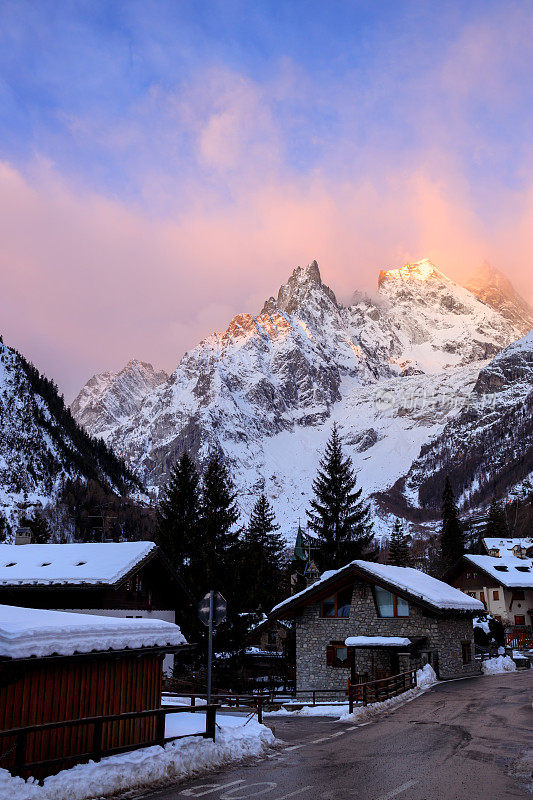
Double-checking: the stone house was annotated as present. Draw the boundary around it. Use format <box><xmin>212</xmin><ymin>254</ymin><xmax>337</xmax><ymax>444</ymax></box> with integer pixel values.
<box><xmin>269</xmin><ymin>559</ymin><xmax>483</xmax><ymax>689</ymax></box>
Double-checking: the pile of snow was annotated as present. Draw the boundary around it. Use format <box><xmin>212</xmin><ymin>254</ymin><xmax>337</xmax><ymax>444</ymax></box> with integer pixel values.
<box><xmin>266</xmin><ymin>664</ymin><xmax>438</xmax><ymax>718</ymax></box>
<box><xmin>482</xmin><ymin>655</ymin><xmax>517</xmax><ymax>675</ymax></box>
<box><xmin>0</xmin><ymin>605</ymin><xmax>186</xmax><ymax>659</ymax></box>
<box><xmin>473</xmin><ymin>616</ymin><xmax>491</xmax><ymax>634</ymax></box>
<box><xmin>0</xmin><ymin>717</ymin><xmax>275</xmax><ymax>800</ymax></box>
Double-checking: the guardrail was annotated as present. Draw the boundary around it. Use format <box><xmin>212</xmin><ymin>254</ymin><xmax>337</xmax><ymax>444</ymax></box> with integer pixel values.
<box><xmin>348</xmin><ymin>670</ymin><xmax>417</xmax><ymax>713</ymax></box>
<box><xmin>0</xmin><ymin>703</ymin><xmax>219</xmax><ymax>780</ymax></box>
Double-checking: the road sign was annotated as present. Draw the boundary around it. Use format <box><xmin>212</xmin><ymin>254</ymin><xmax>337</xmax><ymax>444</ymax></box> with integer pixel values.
<box><xmin>198</xmin><ymin>591</ymin><xmax>226</xmax><ymax>627</ymax></box>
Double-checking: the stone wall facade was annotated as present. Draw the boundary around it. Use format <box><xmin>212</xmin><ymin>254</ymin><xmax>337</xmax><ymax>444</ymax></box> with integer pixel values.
<box><xmin>294</xmin><ymin>579</ymin><xmax>480</xmax><ymax>690</ymax></box>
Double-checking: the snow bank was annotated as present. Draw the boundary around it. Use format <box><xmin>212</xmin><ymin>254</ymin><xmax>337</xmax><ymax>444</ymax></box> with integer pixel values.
<box><xmin>0</xmin><ymin>717</ymin><xmax>275</xmax><ymax>800</ymax></box>
<box><xmin>266</xmin><ymin>665</ymin><xmax>438</xmax><ymax>719</ymax></box>
<box><xmin>482</xmin><ymin>655</ymin><xmax>517</xmax><ymax>675</ymax></box>
<box><xmin>344</xmin><ymin>636</ymin><xmax>411</xmax><ymax>647</ymax></box>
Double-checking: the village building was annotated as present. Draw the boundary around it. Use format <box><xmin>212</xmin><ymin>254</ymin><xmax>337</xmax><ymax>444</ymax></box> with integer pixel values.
<box><xmin>0</xmin><ymin>604</ymin><xmax>188</xmax><ymax>779</ymax></box>
<box><xmin>0</xmin><ymin>541</ymin><xmax>193</xmax><ymax>672</ymax></box>
<box><xmin>269</xmin><ymin>559</ymin><xmax>483</xmax><ymax>689</ymax></box>
<box><xmin>244</xmin><ymin>616</ymin><xmax>295</xmax><ymax>688</ymax></box>
<box><xmin>446</xmin><ymin>548</ymin><xmax>533</xmax><ymax>634</ymax></box>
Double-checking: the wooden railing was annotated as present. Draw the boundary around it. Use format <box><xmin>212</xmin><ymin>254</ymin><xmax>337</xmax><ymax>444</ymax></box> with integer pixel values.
<box><xmin>505</xmin><ymin>631</ymin><xmax>533</xmax><ymax>650</ymax></box>
<box><xmin>0</xmin><ymin>703</ymin><xmax>219</xmax><ymax>780</ymax></box>
<box><xmin>348</xmin><ymin>670</ymin><xmax>417</xmax><ymax>713</ymax></box>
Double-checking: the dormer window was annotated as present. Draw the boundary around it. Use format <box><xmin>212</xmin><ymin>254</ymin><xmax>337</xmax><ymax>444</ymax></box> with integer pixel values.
<box><xmin>494</xmin><ymin>566</ymin><xmax>508</xmax><ymax>572</ymax></box>
<box><xmin>515</xmin><ymin>566</ymin><xmax>530</xmax><ymax>573</ymax></box>
<box><xmin>374</xmin><ymin>585</ymin><xmax>409</xmax><ymax>617</ymax></box>
<box><xmin>75</xmin><ymin>561</ymin><xmax>87</xmax><ymax>567</ymax></box>
<box><xmin>5</xmin><ymin>562</ymin><xmax>16</xmax><ymax>567</ymax></box>
<box><xmin>40</xmin><ymin>562</ymin><xmax>51</xmax><ymax>567</ymax></box>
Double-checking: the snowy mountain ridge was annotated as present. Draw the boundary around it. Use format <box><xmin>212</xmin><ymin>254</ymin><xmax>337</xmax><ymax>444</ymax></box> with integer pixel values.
<box><xmin>71</xmin><ymin>258</ymin><xmax>530</xmax><ymax>537</ymax></box>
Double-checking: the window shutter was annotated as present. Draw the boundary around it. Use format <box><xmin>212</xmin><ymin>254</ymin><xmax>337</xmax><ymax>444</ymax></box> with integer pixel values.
<box><xmin>326</xmin><ymin>645</ymin><xmax>335</xmax><ymax>666</ymax></box>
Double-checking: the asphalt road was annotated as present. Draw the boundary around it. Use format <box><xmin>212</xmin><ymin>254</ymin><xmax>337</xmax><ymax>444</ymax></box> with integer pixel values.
<box><xmin>133</xmin><ymin>672</ymin><xmax>533</xmax><ymax>800</ymax></box>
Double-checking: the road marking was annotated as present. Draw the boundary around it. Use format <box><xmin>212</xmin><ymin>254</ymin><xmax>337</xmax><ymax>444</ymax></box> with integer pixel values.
<box><xmin>275</xmin><ymin>787</ymin><xmax>313</xmax><ymax>800</ymax></box>
<box><xmin>329</xmin><ymin>731</ymin><xmax>345</xmax><ymax>738</ymax></box>
<box><xmin>310</xmin><ymin>736</ymin><xmax>332</xmax><ymax>744</ymax></box>
<box><xmin>181</xmin><ymin>781</ymin><xmax>245</xmax><ymax>796</ymax></box>
<box><xmin>283</xmin><ymin>744</ymin><xmax>304</xmax><ymax>751</ymax></box>
<box><xmin>377</xmin><ymin>779</ymin><xmax>419</xmax><ymax>800</ymax></box>
<box><xmin>219</xmin><ymin>782</ymin><xmax>277</xmax><ymax>799</ymax></box>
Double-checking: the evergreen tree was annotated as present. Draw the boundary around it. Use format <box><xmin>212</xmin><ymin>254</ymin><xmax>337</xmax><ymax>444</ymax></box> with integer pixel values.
<box><xmin>242</xmin><ymin>495</ymin><xmax>286</xmax><ymax>610</ymax></box>
<box><xmin>201</xmin><ymin>453</ymin><xmax>240</xmax><ymax>598</ymax></box>
<box><xmin>485</xmin><ymin>496</ymin><xmax>509</xmax><ymax>539</ymax></box>
<box><xmin>388</xmin><ymin>518</ymin><xmax>411</xmax><ymax>567</ymax></box>
<box><xmin>307</xmin><ymin>423</ymin><xmax>374</xmax><ymax>570</ymax></box>
<box><xmin>155</xmin><ymin>452</ymin><xmax>201</xmax><ymax>581</ymax></box>
<box><xmin>440</xmin><ymin>477</ymin><xmax>465</xmax><ymax>571</ymax></box>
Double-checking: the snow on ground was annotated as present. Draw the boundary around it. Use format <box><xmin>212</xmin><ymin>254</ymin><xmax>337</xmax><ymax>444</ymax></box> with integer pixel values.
<box><xmin>482</xmin><ymin>655</ymin><xmax>517</xmax><ymax>674</ymax></box>
<box><xmin>0</xmin><ymin>715</ymin><xmax>275</xmax><ymax>800</ymax></box>
<box><xmin>265</xmin><ymin>664</ymin><xmax>438</xmax><ymax>719</ymax></box>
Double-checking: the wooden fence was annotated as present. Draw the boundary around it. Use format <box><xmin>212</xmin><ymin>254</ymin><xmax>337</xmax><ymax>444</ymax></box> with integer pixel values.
<box><xmin>0</xmin><ymin>703</ymin><xmax>219</xmax><ymax>781</ymax></box>
<box><xmin>348</xmin><ymin>670</ymin><xmax>417</xmax><ymax>713</ymax></box>
<box><xmin>505</xmin><ymin>631</ymin><xmax>533</xmax><ymax>650</ymax></box>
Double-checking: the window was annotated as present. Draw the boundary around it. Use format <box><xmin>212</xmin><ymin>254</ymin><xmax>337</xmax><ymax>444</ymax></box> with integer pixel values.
<box><xmin>513</xmin><ymin>590</ymin><xmax>525</xmax><ymax>600</ymax></box>
<box><xmin>135</xmin><ymin>574</ymin><xmax>143</xmax><ymax>592</ymax></box>
<box><xmin>516</xmin><ymin>566</ymin><xmax>530</xmax><ymax>573</ymax></box>
<box><xmin>480</xmin><ymin>591</ymin><xmax>486</xmax><ymax>606</ymax></box>
<box><xmin>461</xmin><ymin>641</ymin><xmax>472</xmax><ymax>664</ymax></box>
<box><xmin>267</xmin><ymin>630</ymin><xmax>277</xmax><ymax>646</ymax></box>
<box><xmin>492</xmin><ymin>590</ymin><xmax>499</xmax><ymax>601</ymax></box>
<box><xmin>494</xmin><ymin>566</ymin><xmax>508</xmax><ymax>572</ymax></box>
<box><xmin>374</xmin><ymin>586</ymin><xmax>409</xmax><ymax>618</ymax></box>
<box><xmin>467</xmin><ymin>591</ymin><xmax>477</xmax><ymax>598</ymax></box>
<box><xmin>515</xmin><ymin>615</ymin><xmax>526</xmax><ymax>626</ymax></box>
<box><xmin>326</xmin><ymin>643</ymin><xmax>352</xmax><ymax>668</ymax></box>
<box><xmin>320</xmin><ymin>587</ymin><xmax>352</xmax><ymax>618</ymax></box>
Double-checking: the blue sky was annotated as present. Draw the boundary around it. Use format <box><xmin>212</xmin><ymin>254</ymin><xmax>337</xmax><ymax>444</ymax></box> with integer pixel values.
<box><xmin>0</xmin><ymin>1</ymin><xmax>532</xmax><ymax>396</ymax></box>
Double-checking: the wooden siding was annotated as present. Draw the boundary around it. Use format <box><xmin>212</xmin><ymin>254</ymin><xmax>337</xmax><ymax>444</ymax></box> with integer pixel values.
<box><xmin>0</xmin><ymin>652</ymin><xmax>163</xmax><ymax>778</ymax></box>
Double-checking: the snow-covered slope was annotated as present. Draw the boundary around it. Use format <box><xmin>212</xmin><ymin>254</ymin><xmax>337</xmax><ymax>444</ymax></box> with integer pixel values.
<box><xmin>71</xmin><ymin>259</ymin><xmax>527</xmax><ymax>537</ymax></box>
<box><xmin>385</xmin><ymin>331</ymin><xmax>533</xmax><ymax>517</ymax></box>
<box><xmin>71</xmin><ymin>360</ymin><xmax>168</xmax><ymax>439</ymax></box>
<box><xmin>0</xmin><ymin>337</ymin><xmax>137</xmax><ymax>526</ymax></box>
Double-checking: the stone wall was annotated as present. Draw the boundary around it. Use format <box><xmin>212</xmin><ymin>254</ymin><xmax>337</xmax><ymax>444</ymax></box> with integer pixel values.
<box><xmin>295</xmin><ymin>579</ymin><xmax>480</xmax><ymax>690</ymax></box>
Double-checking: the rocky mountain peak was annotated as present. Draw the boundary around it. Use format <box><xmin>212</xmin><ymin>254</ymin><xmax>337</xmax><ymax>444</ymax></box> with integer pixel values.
<box><xmin>464</xmin><ymin>262</ymin><xmax>533</xmax><ymax>335</ymax></box>
<box><xmin>262</xmin><ymin>260</ymin><xmax>338</xmax><ymax>316</ymax></box>
<box><xmin>377</xmin><ymin>258</ymin><xmax>446</xmax><ymax>288</ymax></box>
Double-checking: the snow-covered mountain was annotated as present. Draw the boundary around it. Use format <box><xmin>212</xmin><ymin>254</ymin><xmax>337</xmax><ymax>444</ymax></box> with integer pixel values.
<box><xmin>71</xmin><ymin>258</ymin><xmax>530</xmax><ymax>537</ymax></box>
<box><xmin>0</xmin><ymin>337</ymin><xmax>137</xmax><ymax>527</ymax></box>
<box><xmin>464</xmin><ymin>262</ymin><xmax>533</xmax><ymax>335</ymax></box>
<box><xmin>383</xmin><ymin>330</ymin><xmax>533</xmax><ymax>518</ymax></box>
<box><xmin>71</xmin><ymin>360</ymin><xmax>168</xmax><ymax>440</ymax></box>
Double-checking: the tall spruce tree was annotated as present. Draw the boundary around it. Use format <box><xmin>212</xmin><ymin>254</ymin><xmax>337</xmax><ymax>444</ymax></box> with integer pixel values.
<box><xmin>307</xmin><ymin>423</ymin><xmax>374</xmax><ymax>570</ymax></box>
<box><xmin>155</xmin><ymin>452</ymin><xmax>201</xmax><ymax>583</ymax></box>
<box><xmin>388</xmin><ymin>518</ymin><xmax>411</xmax><ymax>567</ymax></box>
<box><xmin>440</xmin><ymin>477</ymin><xmax>465</xmax><ymax>571</ymax></box>
<box><xmin>485</xmin><ymin>496</ymin><xmax>509</xmax><ymax>539</ymax></box>
<box><xmin>242</xmin><ymin>494</ymin><xmax>286</xmax><ymax>610</ymax></box>
<box><xmin>201</xmin><ymin>453</ymin><xmax>240</xmax><ymax>599</ymax></box>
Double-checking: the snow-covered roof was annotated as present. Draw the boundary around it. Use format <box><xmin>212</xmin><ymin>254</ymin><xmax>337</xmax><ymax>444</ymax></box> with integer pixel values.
<box><xmin>0</xmin><ymin>605</ymin><xmax>188</xmax><ymax>660</ymax></box>
<box><xmin>0</xmin><ymin>542</ymin><xmax>157</xmax><ymax>587</ymax></box>
<box><xmin>344</xmin><ymin>636</ymin><xmax>411</xmax><ymax>648</ymax></box>
<box><xmin>482</xmin><ymin>537</ymin><xmax>533</xmax><ymax>559</ymax></box>
<box><xmin>271</xmin><ymin>559</ymin><xmax>484</xmax><ymax>616</ymax></box>
<box><xmin>463</xmin><ymin>554</ymin><xmax>533</xmax><ymax>589</ymax></box>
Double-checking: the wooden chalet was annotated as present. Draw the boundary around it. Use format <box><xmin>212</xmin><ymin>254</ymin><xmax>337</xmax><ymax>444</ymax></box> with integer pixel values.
<box><xmin>0</xmin><ymin>604</ymin><xmax>188</xmax><ymax>779</ymax></box>
<box><xmin>0</xmin><ymin>541</ymin><xmax>193</xmax><ymax>673</ymax></box>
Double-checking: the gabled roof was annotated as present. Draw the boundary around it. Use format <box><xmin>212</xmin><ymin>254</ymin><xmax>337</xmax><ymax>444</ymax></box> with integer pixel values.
<box><xmin>460</xmin><ymin>554</ymin><xmax>533</xmax><ymax>589</ymax></box>
<box><xmin>482</xmin><ymin>537</ymin><xmax>533</xmax><ymax>559</ymax></box>
<box><xmin>0</xmin><ymin>604</ymin><xmax>187</xmax><ymax>660</ymax></box>
<box><xmin>270</xmin><ymin>559</ymin><xmax>484</xmax><ymax>618</ymax></box>
<box><xmin>0</xmin><ymin>542</ymin><xmax>190</xmax><ymax>597</ymax></box>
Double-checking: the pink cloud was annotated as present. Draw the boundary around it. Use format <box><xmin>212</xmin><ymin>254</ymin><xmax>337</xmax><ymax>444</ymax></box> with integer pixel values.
<box><xmin>0</xmin><ymin>146</ymin><xmax>532</xmax><ymax>401</ymax></box>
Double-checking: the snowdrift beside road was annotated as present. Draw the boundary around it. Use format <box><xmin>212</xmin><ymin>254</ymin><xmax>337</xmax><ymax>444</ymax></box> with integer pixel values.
<box><xmin>0</xmin><ymin>716</ymin><xmax>275</xmax><ymax>800</ymax></box>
